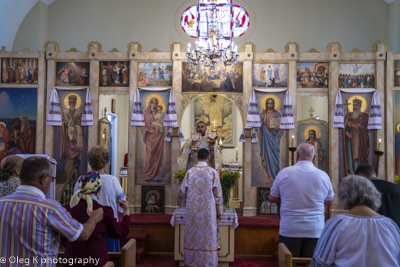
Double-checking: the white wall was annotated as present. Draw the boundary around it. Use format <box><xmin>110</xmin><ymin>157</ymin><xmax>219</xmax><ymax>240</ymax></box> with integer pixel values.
<box><xmin>98</xmin><ymin>94</ymin><xmax>130</xmax><ymax>174</ymax></box>
<box><xmin>11</xmin><ymin>0</ymin><xmax>390</xmax><ymax>52</ymax></box>
<box><xmin>12</xmin><ymin>1</ymin><xmax>49</xmax><ymax>52</ymax></box>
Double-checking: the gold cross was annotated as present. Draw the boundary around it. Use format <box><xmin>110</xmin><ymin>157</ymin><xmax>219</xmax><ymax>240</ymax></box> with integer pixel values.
<box><xmin>212</xmin><ymin>120</ymin><xmax>217</xmax><ymax>128</ymax></box>
<box><xmin>308</xmin><ymin>107</ymin><xmax>315</xmax><ymax>117</ymax></box>
<box><xmin>344</xmin><ymin>99</ymin><xmax>351</xmax><ymax>112</ymax></box>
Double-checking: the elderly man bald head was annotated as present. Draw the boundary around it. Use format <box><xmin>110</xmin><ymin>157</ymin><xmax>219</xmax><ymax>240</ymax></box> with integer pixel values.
<box><xmin>269</xmin><ymin>142</ymin><xmax>334</xmax><ymax>258</ymax></box>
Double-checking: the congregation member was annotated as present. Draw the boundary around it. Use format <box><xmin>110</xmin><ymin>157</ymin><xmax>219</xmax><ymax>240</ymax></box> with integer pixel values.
<box><xmin>73</xmin><ymin>145</ymin><xmax>126</xmax><ymax>252</ymax></box>
<box><xmin>356</xmin><ymin>163</ymin><xmax>400</xmax><ymax>228</ymax></box>
<box><xmin>181</xmin><ymin>148</ymin><xmax>224</xmax><ymax>267</ymax></box>
<box><xmin>63</xmin><ymin>172</ymin><xmax>131</xmax><ymax>267</ymax></box>
<box><xmin>0</xmin><ymin>155</ymin><xmax>23</xmax><ymax>198</ymax></box>
<box><xmin>269</xmin><ymin>143</ymin><xmax>334</xmax><ymax>257</ymax></box>
<box><xmin>0</xmin><ymin>157</ymin><xmax>104</xmax><ymax>266</ymax></box>
<box><xmin>311</xmin><ymin>175</ymin><xmax>400</xmax><ymax>267</ymax></box>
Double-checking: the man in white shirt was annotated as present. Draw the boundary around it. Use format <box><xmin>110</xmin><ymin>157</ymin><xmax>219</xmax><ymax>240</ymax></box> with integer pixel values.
<box><xmin>269</xmin><ymin>143</ymin><xmax>334</xmax><ymax>257</ymax></box>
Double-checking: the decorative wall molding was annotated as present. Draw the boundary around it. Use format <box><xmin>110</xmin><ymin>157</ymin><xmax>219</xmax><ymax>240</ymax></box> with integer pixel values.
<box><xmin>372</xmin><ymin>40</ymin><xmax>388</xmax><ymax>52</ymax></box>
<box><xmin>87</xmin><ymin>41</ymin><xmax>102</xmax><ymax>52</ymax></box>
<box><xmin>22</xmin><ymin>48</ymin><xmax>30</xmax><ymax>52</ymax></box>
<box><xmin>127</xmin><ymin>41</ymin><xmax>142</xmax><ymax>52</ymax></box>
<box><xmin>326</xmin><ymin>41</ymin><xmax>342</xmax><ymax>53</ymax></box>
<box><xmin>307</xmin><ymin>48</ymin><xmax>319</xmax><ymax>53</ymax></box>
<box><xmin>285</xmin><ymin>42</ymin><xmax>300</xmax><ymax>52</ymax></box>
<box><xmin>351</xmin><ymin>48</ymin><xmax>362</xmax><ymax>52</ymax></box>
<box><xmin>170</xmin><ymin>42</ymin><xmax>185</xmax><ymax>52</ymax></box>
<box><xmin>109</xmin><ymin>48</ymin><xmax>119</xmax><ymax>52</ymax></box>
<box><xmin>150</xmin><ymin>48</ymin><xmax>160</xmax><ymax>52</ymax></box>
<box><xmin>265</xmin><ymin>48</ymin><xmax>277</xmax><ymax>53</ymax></box>
<box><xmin>241</xmin><ymin>42</ymin><xmax>256</xmax><ymax>53</ymax></box>
<box><xmin>67</xmin><ymin>47</ymin><xmax>78</xmax><ymax>52</ymax></box>
<box><xmin>43</xmin><ymin>41</ymin><xmax>59</xmax><ymax>52</ymax></box>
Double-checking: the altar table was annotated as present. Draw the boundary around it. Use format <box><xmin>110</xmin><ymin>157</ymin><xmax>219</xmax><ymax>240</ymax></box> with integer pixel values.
<box><xmin>171</xmin><ymin>207</ymin><xmax>239</xmax><ymax>267</ymax></box>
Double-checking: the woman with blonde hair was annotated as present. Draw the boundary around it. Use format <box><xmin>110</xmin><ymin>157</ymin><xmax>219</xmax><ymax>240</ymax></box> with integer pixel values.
<box><xmin>73</xmin><ymin>145</ymin><xmax>126</xmax><ymax>252</ymax></box>
<box><xmin>0</xmin><ymin>155</ymin><xmax>24</xmax><ymax>198</ymax></box>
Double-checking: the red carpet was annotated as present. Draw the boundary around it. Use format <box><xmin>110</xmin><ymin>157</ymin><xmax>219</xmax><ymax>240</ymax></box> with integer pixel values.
<box><xmin>136</xmin><ymin>256</ymin><xmax>278</xmax><ymax>267</ymax></box>
<box><xmin>129</xmin><ymin>213</ymin><xmax>281</xmax><ymax>228</ymax></box>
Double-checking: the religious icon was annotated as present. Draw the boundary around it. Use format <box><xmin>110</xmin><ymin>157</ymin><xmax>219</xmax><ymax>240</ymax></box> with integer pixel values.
<box><xmin>340</xmin><ymin>93</ymin><xmax>375</xmax><ymax>178</ymax></box>
<box><xmin>296</xmin><ymin>62</ymin><xmax>329</xmax><ymax>88</ymax></box>
<box><xmin>182</xmin><ymin>62</ymin><xmax>243</xmax><ymax>93</ymax></box>
<box><xmin>99</xmin><ymin>61</ymin><xmax>129</xmax><ymax>87</ymax></box>
<box><xmin>1</xmin><ymin>58</ymin><xmax>38</xmax><ymax>84</ymax></box>
<box><xmin>297</xmin><ymin>118</ymin><xmax>328</xmax><ymax>172</ymax></box>
<box><xmin>394</xmin><ymin>60</ymin><xmax>400</xmax><ymax>87</ymax></box>
<box><xmin>99</xmin><ymin>112</ymin><xmax>111</xmax><ymax>151</ymax></box>
<box><xmin>257</xmin><ymin>187</ymin><xmax>280</xmax><ymax>216</ymax></box>
<box><xmin>193</xmin><ymin>95</ymin><xmax>235</xmax><ymax>147</ymax></box>
<box><xmin>136</xmin><ymin>90</ymin><xmax>171</xmax><ymax>185</ymax></box>
<box><xmin>0</xmin><ymin>88</ymin><xmax>37</xmax><ymax>165</ymax></box>
<box><xmin>138</xmin><ymin>62</ymin><xmax>172</xmax><ymax>87</ymax></box>
<box><xmin>53</xmin><ymin>89</ymin><xmax>88</xmax><ymax>181</ymax></box>
<box><xmin>141</xmin><ymin>186</ymin><xmax>165</xmax><ymax>214</ymax></box>
<box><xmin>252</xmin><ymin>91</ymin><xmax>288</xmax><ymax>186</ymax></box>
<box><xmin>56</xmin><ymin>62</ymin><xmax>90</xmax><ymax>86</ymax></box>
<box><xmin>253</xmin><ymin>63</ymin><xmax>288</xmax><ymax>88</ymax></box>
<box><xmin>338</xmin><ymin>63</ymin><xmax>375</xmax><ymax>88</ymax></box>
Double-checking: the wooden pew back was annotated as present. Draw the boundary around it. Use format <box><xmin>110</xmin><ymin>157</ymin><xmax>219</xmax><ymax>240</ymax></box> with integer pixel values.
<box><xmin>278</xmin><ymin>243</ymin><xmax>312</xmax><ymax>267</ymax></box>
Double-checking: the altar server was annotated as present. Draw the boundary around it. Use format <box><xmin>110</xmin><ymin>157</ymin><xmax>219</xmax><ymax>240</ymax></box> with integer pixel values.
<box><xmin>181</xmin><ymin>148</ymin><xmax>223</xmax><ymax>267</ymax></box>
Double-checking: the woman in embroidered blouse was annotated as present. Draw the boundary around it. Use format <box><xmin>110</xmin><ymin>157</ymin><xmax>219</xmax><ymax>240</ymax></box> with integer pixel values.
<box><xmin>0</xmin><ymin>155</ymin><xmax>24</xmax><ymax>198</ymax></box>
<box><xmin>310</xmin><ymin>175</ymin><xmax>400</xmax><ymax>267</ymax></box>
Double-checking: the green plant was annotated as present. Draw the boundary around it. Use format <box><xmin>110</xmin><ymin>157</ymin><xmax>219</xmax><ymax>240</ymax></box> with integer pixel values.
<box><xmin>218</xmin><ymin>169</ymin><xmax>241</xmax><ymax>208</ymax></box>
<box><xmin>395</xmin><ymin>175</ymin><xmax>400</xmax><ymax>187</ymax></box>
<box><xmin>173</xmin><ymin>169</ymin><xmax>188</xmax><ymax>185</ymax></box>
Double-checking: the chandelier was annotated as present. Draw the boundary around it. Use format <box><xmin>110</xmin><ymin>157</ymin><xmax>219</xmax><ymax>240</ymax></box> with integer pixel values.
<box><xmin>185</xmin><ymin>0</ymin><xmax>239</xmax><ymax>67</ymax></box>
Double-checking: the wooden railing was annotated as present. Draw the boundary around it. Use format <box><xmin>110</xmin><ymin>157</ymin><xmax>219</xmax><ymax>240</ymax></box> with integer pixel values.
<box><xmin>57</xmin><ymin>166</ymin><xmax>79</xmax><ymax>206</ymax></box>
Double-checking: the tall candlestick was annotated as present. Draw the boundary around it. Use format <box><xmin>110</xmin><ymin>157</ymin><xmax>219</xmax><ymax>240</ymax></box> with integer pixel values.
<box><xmin>378</xmin><ymin>139</ymin><xmax>381</xmax><ymax>151</ymax></box>
<box><xmin>291</xmin><ymin>135</ymin><xmax>294</xmax><ymax>147</ymax></box>
<box><xmin>236</xmin><ymin>147</ymin><xmax>238</xmax><ymax>163</ymax></box>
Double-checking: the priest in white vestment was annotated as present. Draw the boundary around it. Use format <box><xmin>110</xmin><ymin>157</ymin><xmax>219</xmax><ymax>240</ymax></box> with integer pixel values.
<box><xmin>181</xmin><ymin>148</ymin><xmax>224</xmax><ymax>267</ymax></box>
<box><xmin>177</xmin><ymin>121</ymin><xmax>223</xmax><ymax>170</ymax></box>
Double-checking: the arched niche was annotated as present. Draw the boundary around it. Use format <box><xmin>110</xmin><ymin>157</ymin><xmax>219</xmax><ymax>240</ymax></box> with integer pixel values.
<box><xmin>180</xmin><ymin>94</ymin><xmax>244</xmax><ymax>164</ymax></box>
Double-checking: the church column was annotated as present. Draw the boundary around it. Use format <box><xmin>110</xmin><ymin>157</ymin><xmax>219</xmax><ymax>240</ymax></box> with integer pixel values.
<box><xmin>242</xmin><ymin>44</ymin><xmax>256</xmax><ymax>217</ymax></box>
<box><xmin>88</xmin><ymin>52</ymin><xmax>99</xmax><ymax>166</ymax></box>
<box><xmin>328</xmin><ymin>46</ymin><xmax>341</xmax><ymax>216</ymax></box>
<box><xmin>128</xmin><ymin>43</ymin><xmax>138</xmax><ymax>214</ymax></box>
<box><xmin>375</xmin><ymin>44</ymin><xmax>386</xmax><ymax>180</ymax></box>
<box><xmin>288</xmin><ymin>44</ymin><xmax>298</xmax><ymax>166</ymax></box>
<box><xmin>167</xmin><ymin>43</ymin><xmax>185</xmax><ymax>213</ymax></box>
<box><xmin>387</xmin><ymin>51</ymin><xmax>395</xmax><ymax>183</ymax></box>
<box><xmin>44</xmin><ymin>57</ymin><xmax>55</xmax><ymax>157</ymax></box>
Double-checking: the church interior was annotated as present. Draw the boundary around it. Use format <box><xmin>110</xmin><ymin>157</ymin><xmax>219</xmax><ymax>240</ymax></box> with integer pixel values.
<box><xmin>1</xmin><ymin>0</ymin><xmax>400</xmax><ymax>266</ymax></box>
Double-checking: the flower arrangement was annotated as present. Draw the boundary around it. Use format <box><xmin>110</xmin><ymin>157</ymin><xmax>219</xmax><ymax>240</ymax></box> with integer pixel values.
<box><xmin>173</xmin><ymin>169</ymin><xmax>188</xmax><ymax>185</ymax></box>
<box><xmin>395</xmin><ymin>175</ymin><xmax>400</xmax><ymax>187</ymax></box>
<box><xmin>219</xmin><ymin>169</ymin><xmax>241</xmax><ymax>208</ymax></box>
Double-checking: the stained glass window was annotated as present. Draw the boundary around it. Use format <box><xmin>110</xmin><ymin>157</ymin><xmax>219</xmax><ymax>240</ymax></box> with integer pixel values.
<box><xmin>181</xmin><ymin>2</ymin><xmax>250</xmax><ymax>47</ymax></box>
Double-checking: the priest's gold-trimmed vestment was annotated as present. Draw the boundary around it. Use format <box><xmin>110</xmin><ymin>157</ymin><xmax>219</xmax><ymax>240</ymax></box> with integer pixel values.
<box><xmin>181</xmin><ymin>162</ymin><xmax>224</xmax><ymax>267</ymax></box>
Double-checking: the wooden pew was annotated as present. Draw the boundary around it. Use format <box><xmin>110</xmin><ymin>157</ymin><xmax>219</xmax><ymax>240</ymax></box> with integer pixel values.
<box><xmin>278</xmin><ymin>243</ymin><xmax>312</xmax><ymax>267</ymax></box>
<box><xmin>58</xmin><ymin>239</ymin><xmax>136</xmax><ymax>267</ymax></box>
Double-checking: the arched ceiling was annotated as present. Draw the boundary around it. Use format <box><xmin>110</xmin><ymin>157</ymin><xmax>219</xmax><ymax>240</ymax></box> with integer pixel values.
<box><xmin>0</xmin><ymin>0</ymin><xmax>55</xmax><ymax>50</ymax></box>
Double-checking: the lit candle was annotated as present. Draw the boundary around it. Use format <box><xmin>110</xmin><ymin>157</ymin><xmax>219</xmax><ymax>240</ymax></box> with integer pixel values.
<box><xmin>292</xmin><ymin>135</ymin><xmax>294</xmax><ymax>147</ymax></box>
<box><xmin>219</xmin><ymin>138</ymin><xmax>223</xmax><ymax>145</ymax></box>
<box><xmin>378</xmin><ymin>139</ymin><xmax>381</xmax><ymax>151</ymax></box>
<box><xmin>236</xmin><ymin>147</ymin><xmax>238</xmax><ymax>154</ymax></box>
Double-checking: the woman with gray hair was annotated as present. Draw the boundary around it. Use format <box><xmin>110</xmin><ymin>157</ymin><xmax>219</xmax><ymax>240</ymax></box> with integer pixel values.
<box><xmin>311</xmin><ymin>175</ymin><xmax>400</xmax><ymax>267</ymax></box>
